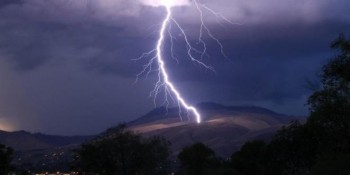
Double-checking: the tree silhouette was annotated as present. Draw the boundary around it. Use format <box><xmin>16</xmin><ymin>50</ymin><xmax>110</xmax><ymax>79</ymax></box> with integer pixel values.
<box><xmin>311</xmin><ymin>153</ymin><xmax>350</xmax><ymax>175</ymax></box>
<box><xmin>178</xmin><ymin>142</ymin><xmax>216</xmax><ymax>175</ymax></box>
<box><xmin>0</xmin><ymin>144</ymin><xmax>13</xmax><ymax>174</ymax></box>
<box><xmin>231</xmin><ymin>140</ymin><xmax>266</xmax><ymax>175</ymax></box>
<box><xmin>265</xmin><ymin>121</ymin><xmax>317</xmax><ymax>174</ymax></box>
<box><xmin>306</xmin><ymin>33</ymin><xmax>350</xmax><ymax>174</ymax></box>
<box><xmin>76</xmin><ymin>124</ymin><xmax>171</xmax><ymax>175</ymax></box>
<box><xmin>231</xmin><ymin>34</ymin><xmax>350</xmax><ymax>175</ymax></box>
<box><xmin>307</xmin><ymin>33</ymin><xmax>350</xmax><ymax>153</ymax></box>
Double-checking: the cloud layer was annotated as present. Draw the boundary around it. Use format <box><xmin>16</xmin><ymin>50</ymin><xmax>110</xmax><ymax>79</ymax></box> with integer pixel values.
<box><xmin>0</xmin><ymin>0</ymin><xmax>349</xmax><ymax>134</ymax></box>
<box><xmin>141</xmin><ymin>0</ymin><xmax>191</xmax><ymax>7</ymax></box>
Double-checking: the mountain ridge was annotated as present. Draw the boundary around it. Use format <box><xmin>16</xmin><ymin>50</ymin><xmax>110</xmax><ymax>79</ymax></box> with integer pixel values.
<box><xmin>116</xmin><ymin>102</ymin><xmax>304</xmax><ymax>157</ymax></box>
<box><xmin>0</xmin><ymin>102</ymin><xmax>301</xmax><ymax>152</ymax></box>
<box><xmin>0</xmin><ymin>102</ymin><xmax>305</xmax><ymax>171</ymax></box>
<box><xmin>0</xmin><ymin>130</ymin><xmax>93</xmax><ymax>151</ymax></box>
<box><xmin>128</xmin><ymin>102</ymin><xmax>293</xmax><ymax>126</ymax></box>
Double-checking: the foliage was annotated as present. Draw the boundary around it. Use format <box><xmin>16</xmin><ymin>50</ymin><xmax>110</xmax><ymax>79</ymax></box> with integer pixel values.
<box><xmin>264</xmin><ymin>121</ymin><xmax>318</xmax><ymax>175</ymax></box>
<box><xmin>231</xmin><ymin>34</ymin><xmax>350</xmax><ymax>175</ymax></box>
<box><xmin>203</xmin><ymin>160</ymin><xmax>242</xmax><ymax>175</ymax></box>
<box><xmin>76</xmin><ymin>124</ymin><xmax>171</xmax><ymax>175</ymax></box>
<box><xmin>311</xmin><ymin>153</ymin><xmax>350</xmax><ymax>175</ymax></box>
<box><xmin>0</xmin><ymin>144</ymin><xmax>13</xmax><ymax>174</ymax></box>
<box><xmin>177</xmin><ymin>142</ymin><xmax>216</xmax><ymax>175</ymax></box>
<box><xmin>231</xmin><ymin>140</ymin><xmax>266</xmax><ymax>175</ymax></box>
<box><xmin>307</xmin><ymin>33</ymin><xmax>350</xmax><ymax>154</ymax></box>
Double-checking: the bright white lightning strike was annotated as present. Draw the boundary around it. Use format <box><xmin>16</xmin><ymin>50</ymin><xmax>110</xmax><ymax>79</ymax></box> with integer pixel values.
<box><xmin>137</xmin><ymin>0</ymin><xmax>234</xmax><ymax>124</ymax></box>
<box><xmin>156</xmin><ymin>6</ymin><xmax>201</xmax><ymax>123</ymax></box>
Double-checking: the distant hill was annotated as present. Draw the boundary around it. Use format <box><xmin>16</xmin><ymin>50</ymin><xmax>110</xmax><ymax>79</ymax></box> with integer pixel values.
<box><xmin>128</xmin><ymin>102</ymin><xmax>290</xmax><ymax>126</ymax></box>
<box><xmin>0</xmin><ymin>130</ymin><xmax>94</xmax><ymax>172</ymax></box>
<box><xmin>0</xmin><ymin>130</ymin><xmax>93</xmax><ymax>151</ymax></box>
<box><xmin>0</xmin><ymin>102</ymin><xmax>304</xmax><ymax>171</ymax></box>
<box><xmin>116</xmin><ymin>102</ymin><xmax>304</xmax><ymax>157</ymax></box>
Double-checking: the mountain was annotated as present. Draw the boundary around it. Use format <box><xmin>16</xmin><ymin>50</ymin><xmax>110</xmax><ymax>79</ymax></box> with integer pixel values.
<box><xmin>124</xmin><ymin>102</ymin><xmax>303</xmax><ymax>157</ymax></box>
<box><xmin>129</xmin><ymin>102</ymin><xmax>289</xmax><ymax>126</ymax></box>
<box><xmin>0</xmin><ymin>130</ymin><xmax>93</xmax><ymax>151</ymax></box>
<box><xmin>0</xmin><ymin>130</ymin><xmax>94</xmax><ymax>172</ymax></box>
<box><xmin>0</xmin><ymin>102</ymin><xmax>304</xmax><ymax>171</ymax></box>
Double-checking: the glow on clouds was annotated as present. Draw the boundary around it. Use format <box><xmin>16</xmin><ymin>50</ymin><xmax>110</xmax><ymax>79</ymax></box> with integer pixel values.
<box><xmin>140</xmin><ymin>0</ymin><xmax>190</xmax><ymax>7</ymax></box>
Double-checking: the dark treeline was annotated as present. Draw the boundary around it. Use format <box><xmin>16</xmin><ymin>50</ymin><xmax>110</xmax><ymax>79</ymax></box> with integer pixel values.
<box><xmin>231</xmin><ymin>34</ymin><xmax>350</xmax><ymax>175</ymax></box>
<box><xmin>1</xmin><ymin>34</ymin><xmax>350</xmax><ymax>175</ymax></box>
<box><xmin>74</xmin><ymin>124</ymin><xmax>171</xmax><ymax>175</ymax></box>
<box><xmin>0</xmin><ymin>144</ymin><xmax>13</xmax><ymax>174</ymax></box>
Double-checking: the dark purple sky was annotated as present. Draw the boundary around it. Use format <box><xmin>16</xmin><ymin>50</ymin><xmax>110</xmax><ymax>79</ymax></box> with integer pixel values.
<box><xmin>0</xmin><ymin>0</ymin><xmax>349</xmax><ymax>135</ymax></box>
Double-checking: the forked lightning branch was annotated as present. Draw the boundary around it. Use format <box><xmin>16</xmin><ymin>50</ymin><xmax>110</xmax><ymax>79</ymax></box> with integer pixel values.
<box><xmin>136</xmin><ymin>0</ymin><xmax>234</xmax><ymax>123</ymax></box>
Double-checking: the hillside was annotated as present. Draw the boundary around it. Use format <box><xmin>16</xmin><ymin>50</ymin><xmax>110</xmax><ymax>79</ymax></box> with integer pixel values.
<box><xmin>126</xmin><ymin>102</ymin><xmax>302</xmax><ymax>157</ymax></box>
<box><xmin>128</xmin><ymin>102</ymin><xmax>288</xmax><ymax>126</ymax></box>
<box><xmin>0</xmin><ymin>130</ymin><xmax>93</xmax><ymax>172</ymax></box>
<box><xmin>0</xmin><ymin>102</ymin><xmax>303</xmax><ymax>171</ymax></box>
<box><xmin>0</xmin><ymin>130</ymin><xmax>93</xmax><ymax>151</ymax></box>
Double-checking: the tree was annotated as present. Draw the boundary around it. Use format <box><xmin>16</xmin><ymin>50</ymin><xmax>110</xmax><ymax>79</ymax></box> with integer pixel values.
<box><xmin>264</xmin><ymin>34</ymin><xmax>350</xmax><ymax>174</ymax></box>
<box><xmin>311</xmin><ymin>153</ymin><xmax>350</xmax><ymax>175</ymax></box>
<box><xmin>232</xmin><ymin>122</ymin><xmax>321</xmax><ymax>175</ymax></box>
<box><xmin>231</xmin><ymin>140</ymin><xmax>266</xmax><ymax>175</ymax></box>
<box><xmin>304</xmin><ymin>33</ymin><xmax>350</xmax><ymax>174</ymax></box>
<box><xmin>178</xmin><ymin>142</ymin><xmax>216</xmax><ymax>175</ymax></box>
<box><xmin>76</xmin><ymin>124</ymin><xmax>171</xmax><ymax>175</ymax></box>
<box><xmin>307</xmin><ymin>33</ymin><xmax>350</xmax><ymax>154</ymax></box>
<box><xmin>231</xmin><ymin>34</ymin><xmax>350</xmax><ymax>175</ymax></box>
<box><xmin>0</xmin><ymin>144</ymin><xmax>13</xmax><ymax>174</ymax></box>
<box><xmin>264</xmin><ymin>121</ymin><xmax>318</xmax><ymax>175</ymax></box>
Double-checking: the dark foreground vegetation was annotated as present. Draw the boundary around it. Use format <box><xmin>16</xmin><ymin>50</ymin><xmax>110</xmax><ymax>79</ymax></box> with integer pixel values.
<box><xmin>230</xmin><ymin>34</ymin><xmax>350</xmax><ymax>175</ymax></box>
<box><xmin>1</xmin><ymin>34</ymin><xmax>349</xmax><ymax>175</ymax></box>
<box><xmin>0</xmin><ymin>144</ymin><xmax>13</xmax><ymax>174</ymax></box>
<box><xmin>74</xmin><ymin>124</ymin><xmax>171</xmax><ymax>175</ymax></box>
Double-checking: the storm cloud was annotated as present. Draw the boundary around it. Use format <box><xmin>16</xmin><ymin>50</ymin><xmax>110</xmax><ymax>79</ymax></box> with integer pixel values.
<box><xmin>0</xmin><ymin>0</ymin><xmax>349</xmax><ymax>135</ymax></box>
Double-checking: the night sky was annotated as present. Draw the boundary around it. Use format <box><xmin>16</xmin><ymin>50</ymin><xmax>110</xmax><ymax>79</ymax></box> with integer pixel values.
<box><xmin>0</xmin><ymin>0</ymin><xmax>349</xmax><ymax>135</ymax></box>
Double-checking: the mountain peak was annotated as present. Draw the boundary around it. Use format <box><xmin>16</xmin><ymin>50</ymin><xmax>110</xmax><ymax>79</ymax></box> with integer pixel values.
<box><xmin>196</xmin><ymin>102</ymin><xmax>227</xmax><ymax>109</ymax></box>
<box><xmin>128</xmin><ymin>102</ymin><xmax>286</xmax><ymax>126</ymax></box>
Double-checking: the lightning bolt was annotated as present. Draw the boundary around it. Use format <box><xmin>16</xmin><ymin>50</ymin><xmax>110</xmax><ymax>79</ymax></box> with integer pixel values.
<box><xmin>136</xmin><ymin>1</ymin><xmax>235</xmax><ymax>124</ymax></box>
<box><xmin>156</xmin><ymin>6</ymin><xmax>201</xmax><ymax>123</ymax></box>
